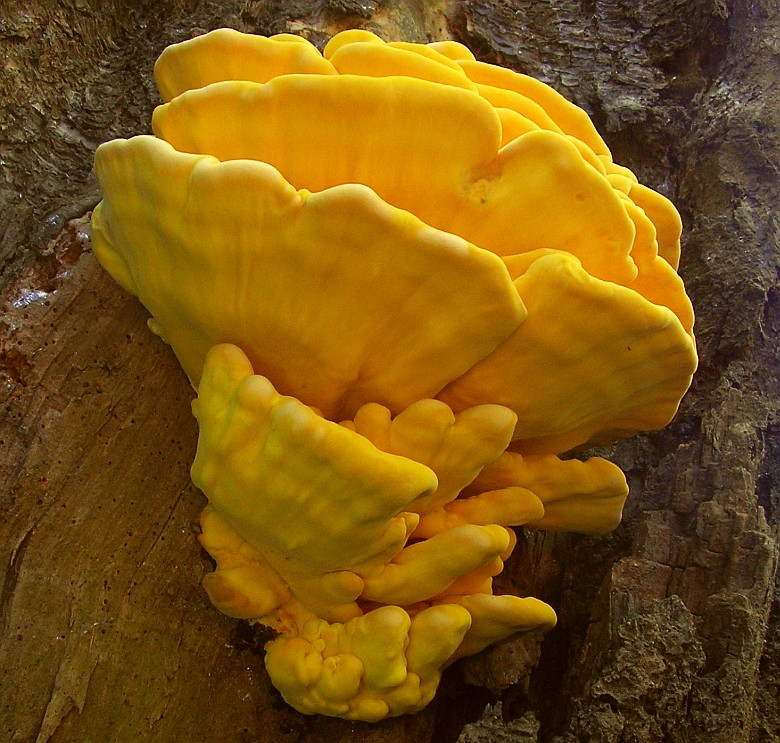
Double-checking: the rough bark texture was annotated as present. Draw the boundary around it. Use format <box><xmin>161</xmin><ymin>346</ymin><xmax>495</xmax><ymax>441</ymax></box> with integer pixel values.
<box><xmin>1</xmin><ymin>1</ymin><xmax>777</xmax><ymax>741</ymax></box>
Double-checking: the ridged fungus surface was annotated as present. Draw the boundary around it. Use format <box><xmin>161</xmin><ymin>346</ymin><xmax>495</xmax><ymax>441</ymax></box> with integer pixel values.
<box><xmin>91</xmin><ymin>28</ymin><xmax>697</xmax><ymax>720</ymax></box>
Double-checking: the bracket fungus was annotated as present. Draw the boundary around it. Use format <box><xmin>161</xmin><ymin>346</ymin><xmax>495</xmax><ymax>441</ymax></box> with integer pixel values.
<box><xmin>91</xmin><ymin>28</ymin><xmax>697</xmax><ymax>720</ymax></box>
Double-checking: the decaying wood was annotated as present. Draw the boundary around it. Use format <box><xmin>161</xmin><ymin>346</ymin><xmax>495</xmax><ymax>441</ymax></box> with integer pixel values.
<box><xmin>1</xmin><ymin>1</ymin><xmax>777</xmax><ymax>741</ymax></box>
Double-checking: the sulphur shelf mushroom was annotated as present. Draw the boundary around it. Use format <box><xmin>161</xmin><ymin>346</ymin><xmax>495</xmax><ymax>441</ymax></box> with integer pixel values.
<box><xmin>91</xmin><ymin>28</ymin><xmax>697</xmax><ymax>720</ymax></box>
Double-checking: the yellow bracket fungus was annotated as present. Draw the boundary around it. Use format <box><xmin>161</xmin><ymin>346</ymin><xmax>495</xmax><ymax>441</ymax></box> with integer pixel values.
<box><xmin>91</xmin><ymin>27</ymin><xmax>697</xmax><ymax>720</ymax></box>
<box><xmin>192</xmin><ymin>344</ymin><xmax>557</xmax><ymax>717</ymax></box>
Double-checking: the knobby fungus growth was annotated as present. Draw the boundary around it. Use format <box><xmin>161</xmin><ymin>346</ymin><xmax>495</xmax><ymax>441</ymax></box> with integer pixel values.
<box><xmin>91</xmin><ymin>28</ymin><xmax>697</xmax><ymax>720</ymax></box>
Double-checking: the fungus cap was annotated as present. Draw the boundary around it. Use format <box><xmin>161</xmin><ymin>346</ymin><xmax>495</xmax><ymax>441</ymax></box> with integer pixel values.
<box><xmin>92</xmin><ymin>136</ymin><xmax>524</xmax><ymax>419</ymax></box>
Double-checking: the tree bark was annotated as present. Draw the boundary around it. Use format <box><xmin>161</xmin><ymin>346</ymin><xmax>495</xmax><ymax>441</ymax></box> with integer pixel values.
<box><xmin>1</xmin><ymin>1</ymin><xmax>777</xmax><ymax>741</ymax></box>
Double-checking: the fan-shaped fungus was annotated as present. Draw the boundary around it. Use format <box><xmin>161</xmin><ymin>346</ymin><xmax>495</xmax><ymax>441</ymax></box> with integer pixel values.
<box><xmin>91</xmin><ymin>28</ymin><xmax>697</xmax><ymax>720</ymax></box>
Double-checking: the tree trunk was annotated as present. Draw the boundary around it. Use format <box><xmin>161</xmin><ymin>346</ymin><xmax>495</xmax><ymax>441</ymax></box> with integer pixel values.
<box><xmin>1</xmin><ymin>1</ymin><xmax>777</xmax><ymax>741</ymax></box>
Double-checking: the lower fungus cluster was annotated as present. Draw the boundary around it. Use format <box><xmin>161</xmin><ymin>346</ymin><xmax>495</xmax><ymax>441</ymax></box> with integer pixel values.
<box><xmin>90</xmin><ymin>28</ymin><xmax>697</xmax><ymax>720</ymax></box>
